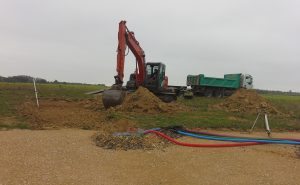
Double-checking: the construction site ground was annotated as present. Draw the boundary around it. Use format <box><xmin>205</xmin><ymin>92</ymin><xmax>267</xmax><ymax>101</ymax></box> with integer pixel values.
<box><xmin>1</xmin><ymin>83</ymin><xmax>300</xmax><ymax>184</ymax></box>
<box><xmin>1</xmin><ymin>129</ymin><xmax>300</xmax><ymax>185</ymax></box>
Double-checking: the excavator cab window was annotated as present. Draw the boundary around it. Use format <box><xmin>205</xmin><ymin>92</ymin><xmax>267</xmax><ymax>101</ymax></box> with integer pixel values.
<box><xmin>146</xmin><ymin>65</ymin><xmax>159</xmax><ymax>79</ymax></box>
<box><xmin>145</xmin><ymin>63</ymin><xmax>165</xmax><ymax>92</ymax></box>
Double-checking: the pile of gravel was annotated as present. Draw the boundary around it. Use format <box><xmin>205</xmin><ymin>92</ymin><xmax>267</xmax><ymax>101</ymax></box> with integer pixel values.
<box><xmin>94</xmin><ymin>131</ymin><xmax>168</xmax><ymax>150</ymax></box>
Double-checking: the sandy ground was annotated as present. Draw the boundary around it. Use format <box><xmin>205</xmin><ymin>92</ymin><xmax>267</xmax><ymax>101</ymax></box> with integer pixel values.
<box><xmin>0</xmin><ymin>129</ymin><xmax>300</xmax><ymax>185</ymax></box>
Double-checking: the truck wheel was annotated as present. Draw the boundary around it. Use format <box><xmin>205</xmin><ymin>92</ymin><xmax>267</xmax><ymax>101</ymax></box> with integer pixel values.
<box><xmin>204</xmin><ymin>90</ymin><xmax>213</xmax><ymax>97</ymax></box>
<box><xmin>215</xmin><ymin>89</ymin><xmax>224</xmax><ymax>98</ymax></box>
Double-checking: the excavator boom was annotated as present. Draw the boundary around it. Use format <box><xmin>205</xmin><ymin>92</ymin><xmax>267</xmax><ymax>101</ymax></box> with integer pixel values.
<box><xmin>115</xmin><ymin>20</ymin><xmax>146</xmax><ymax>86</ymax></box>
<box><xmin>103</xmin><ymin>20</ymin><xmax>146</xmax><ymax>108</ymax></box>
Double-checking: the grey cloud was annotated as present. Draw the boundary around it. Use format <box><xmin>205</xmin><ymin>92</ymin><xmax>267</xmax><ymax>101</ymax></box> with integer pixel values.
<box><xmin>0</xmin><ymin>0</ymin><xmax>299</xmax><ymax>91</ymax></box>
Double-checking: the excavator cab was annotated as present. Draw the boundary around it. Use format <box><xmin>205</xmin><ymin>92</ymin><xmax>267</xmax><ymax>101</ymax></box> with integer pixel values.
<box><xmin>144</xmin><ymin>62</ymin><xmax>166</xmax><ymax>92</ymax></box>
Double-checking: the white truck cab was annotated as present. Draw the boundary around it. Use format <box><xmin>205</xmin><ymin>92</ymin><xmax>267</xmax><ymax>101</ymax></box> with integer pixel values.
<box><xmin>241</xmin><ymin>74</ymin><xmax>253</xmax><ymax>89</ymax></box>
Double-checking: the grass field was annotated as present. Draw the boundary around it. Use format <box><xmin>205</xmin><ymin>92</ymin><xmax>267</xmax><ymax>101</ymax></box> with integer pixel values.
<box><xmin>262</xmin><ymin>94</ymin><xmax>300</xmax><ymax>119</ymax></box>
<box><xmin>1</xmin><ymin>82</ymin><xmax>300</xmax><ymax>130</ymax></box>
<box><xmin>0</xmin><ymin>82</ymin><xmax>105</xmax><ymax>129</ymax></box>
<box><xmin>116</xmin><ymin>96</ymin><xmax>300</xmax><ymax>130</ymax></box>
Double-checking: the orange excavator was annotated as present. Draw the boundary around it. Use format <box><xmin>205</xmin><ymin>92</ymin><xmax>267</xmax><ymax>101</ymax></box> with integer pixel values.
<box><xmin>102</xmin><ymin>20</ymin><xmax>178</xmax><ymax>108</ymax></box>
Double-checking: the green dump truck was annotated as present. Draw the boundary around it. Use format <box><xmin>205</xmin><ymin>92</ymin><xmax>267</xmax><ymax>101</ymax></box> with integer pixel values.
<box><xmin>186</xmin><ymin>73</ymin><xmax>253</xmax><ymax>97</ymax></box>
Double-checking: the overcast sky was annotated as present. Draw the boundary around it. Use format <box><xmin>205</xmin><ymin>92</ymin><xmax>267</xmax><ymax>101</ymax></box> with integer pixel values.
<box><xmin>1</xmin><ymin>0</ymin><xmax>299</xmax><ymax>91</ymax></box>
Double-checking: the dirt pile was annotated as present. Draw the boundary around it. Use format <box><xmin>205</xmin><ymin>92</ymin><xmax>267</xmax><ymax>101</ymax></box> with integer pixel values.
<box><xmin>215</xmin><ymin>89</ymin><xmax>282</xmax><ymax>114</ymax></box>
<box><xmin>114</xmin><ymin>87</ymin><xmax>180</xmax><ymax>113</ymax></box>
<box><xmin>94</xmin><ymin>131</ymin><xmax>168</xmax><ymax>150</ymax></box>
<box><xmin>20</xmin><ymin>99</ymin><xmax>106</xmax><ymax>129</ymax></box>
<box><xmin>79</xmin><ymin>95</ymin><xmax>105</xmax><ymax>111</ymax></box>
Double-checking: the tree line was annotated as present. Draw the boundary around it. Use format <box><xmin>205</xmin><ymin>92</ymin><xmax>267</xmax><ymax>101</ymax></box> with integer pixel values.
<box><xmin>0</xmin><ymin>75</ymin><xmax>47</xmax><ymax>83</ymax></box>
<box><xmin>0</xmin><ymin>75</ymin><xmax>105</xmax><ymax>86</ymax></box>
<box><xmin>256</xmin><ymin>89</ymin><xmax>300</xmax><ymax>96</ymax></box>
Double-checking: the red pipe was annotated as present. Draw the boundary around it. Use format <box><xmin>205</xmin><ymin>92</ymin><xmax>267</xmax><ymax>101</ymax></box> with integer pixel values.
<box><xmin>145</xmin><ymin>130</ymin><xmax>262</xmax><ymax>148</ymax></box>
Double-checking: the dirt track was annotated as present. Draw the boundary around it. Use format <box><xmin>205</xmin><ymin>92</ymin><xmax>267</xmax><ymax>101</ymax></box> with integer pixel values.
<box><xmin>1</xmin><ymin>129</ymin><xmax>300</xmax><ymax>185</ymax></box>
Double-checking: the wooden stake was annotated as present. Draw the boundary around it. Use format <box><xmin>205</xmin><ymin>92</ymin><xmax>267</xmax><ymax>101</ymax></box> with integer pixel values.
<box><xmin>33</xmin><ymin>78</ymin><xmax>39</xmax><ymax>108</ymax></box>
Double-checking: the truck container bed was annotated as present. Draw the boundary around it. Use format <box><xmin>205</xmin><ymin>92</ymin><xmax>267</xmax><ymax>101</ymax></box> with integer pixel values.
<box><xmin>187</xmin><ymin>74</ymin><xmax>241</xmax><ymax>89</ymax></box>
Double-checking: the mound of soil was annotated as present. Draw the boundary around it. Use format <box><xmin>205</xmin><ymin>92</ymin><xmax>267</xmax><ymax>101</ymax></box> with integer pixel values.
<box><xmin>80</xmin><ymin>95</ymin><xmax>105</xmax><ymax>111</ymax></box>
<box><xmin>114</xmin><ymin>87</ymin><xmax>180</xmax><ymax>113</ymax></box>
<box><xmin>19</xmin><ymin>98</ymin><xmax>106</xmax><ymax>129</ymax></box>
<box><xmin>94</xmin><ymin>131</ymin><xmax>168</xmax><ymax>150</ymax></box>
<box><xmin>214</xmin><ymin>89</ymin><xmax>282</xmax><ymax>115</ymax></box>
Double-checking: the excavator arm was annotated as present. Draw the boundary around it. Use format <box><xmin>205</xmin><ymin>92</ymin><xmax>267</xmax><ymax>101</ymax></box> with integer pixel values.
<box><xmin>103</xmin><ymin>20</ymin><xmax>146</xmax><ymax>109</ymax></box>
<box><xmin>115</xmin><ymin>20</ymin><xmax>146</xmax><ymax>86</ymax></box>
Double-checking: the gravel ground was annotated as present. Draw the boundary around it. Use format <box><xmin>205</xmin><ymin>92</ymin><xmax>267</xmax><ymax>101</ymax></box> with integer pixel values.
<box><xmin>0</xmin><ymin>129</ymin><xmax>300</xmax><ymax>185</ymax></box>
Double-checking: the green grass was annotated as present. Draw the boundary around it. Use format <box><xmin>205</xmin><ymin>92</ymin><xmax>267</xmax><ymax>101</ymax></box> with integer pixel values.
<box><xmin>0</xmin><ymin>82</ymin><xmax>106</xmax><ymax>100</ymax></box>
<box><xmin>262</xmin><ymin>94</ymin><xmax>300</xmax><ymax>119</ymax></box>
<box><xmin>262</xmin><ymin>94</ymin><xmax>300</xmax><ymax>101</ymax></box>
<box><xmin>129</xmin><ymin>111</ymin><xmax>248</xmax><ymax>129</ymax></box>
<box><xmin>117</xmin><ymin>95</ymin><xmax>300</xmax><ymax>131</ymax></box>
<box><xmin>1</xmin><ymin>82</ymin><xmax>299</xmax><ymax>131</ymax></box>
<box><xmin>0</xmin><ymin>82</ymin><xmax>105</xmax><ymax>129</ymax></box>
<box><xmin>108</xmin><ymin>97</ymin><xmax>236</xmax><ymax>129</ymax></box>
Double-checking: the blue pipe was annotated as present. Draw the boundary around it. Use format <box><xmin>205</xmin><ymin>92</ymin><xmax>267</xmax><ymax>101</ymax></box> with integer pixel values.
<box><xmin>176</xmin><ymin>130</ymin><xmax>300</xmax><ymax>145</ymax></box>
<box><xmin>180</xmin><ymin>129</ymin><xmax>300</xmax><ymax>142</ymax></box>
<box><xmin>143</xmin><ymin>128</ymin><xmax>161</xmax><ymax>133</ymax></box>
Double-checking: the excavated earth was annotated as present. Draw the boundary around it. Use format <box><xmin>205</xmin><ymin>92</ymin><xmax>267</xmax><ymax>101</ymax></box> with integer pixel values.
<box><xmin>19</xmin><ymin>87</ymin><xmax>183</xmax><ymax>129</ymax></box>
<box><xmin>214</xmin><ymin>89</ymin><xmax>283</xmax><ymax>115</ymax></box>
<box><xmin>18</xmin><ymin>88</ymin><xmax>286</xmax><ymax>150</ymax></box>
<box><xmin>18</xmin><ymin>88</ymin><xmax>180</xmax><ymax>150</ymax></box>
<box><xmin>114</xmin><ymin>87</ymin><xmax>184</xmax><ymax>113</ymax></box>
<box><xmin>19</xmin><ymin>97</ymin><xmax>106</xmax><ymax>129</ymax></box>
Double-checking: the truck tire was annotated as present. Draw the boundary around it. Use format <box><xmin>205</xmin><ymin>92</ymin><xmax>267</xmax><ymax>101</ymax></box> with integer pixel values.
<box><xmin>215</xmin><ymin>89</ymin><xmax>224</xmax><ymax>98</ymax></box>
<box><xmin>204</xmin><ymin>89</ymin><xmax>213</xmax><ymax>97</ymax></box>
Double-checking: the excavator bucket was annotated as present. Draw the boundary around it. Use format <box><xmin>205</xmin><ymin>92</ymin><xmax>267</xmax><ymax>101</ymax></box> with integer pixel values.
<box><xmin>102</xmin><ymin>89</ymin><xmax>126</xmax><ymax>109</ymax></box>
